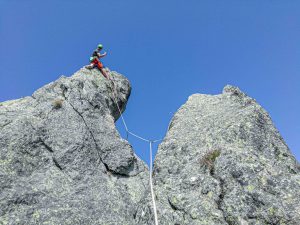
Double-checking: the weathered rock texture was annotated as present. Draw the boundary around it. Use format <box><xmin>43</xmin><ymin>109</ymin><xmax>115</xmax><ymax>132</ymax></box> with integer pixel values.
<box><xmin>1</xmin><ymin>68</ymin><xmax>299</xmax><ymax>225</ymax></box>
<box><xmin>154</xmin><ymin>85</ymin><xmax>300</xmax><ymax>225</ymax></box>
<box><xmin>0</xmin><ymin>68</ymin><xmax>152</xmax><ymax>225</ymax></box>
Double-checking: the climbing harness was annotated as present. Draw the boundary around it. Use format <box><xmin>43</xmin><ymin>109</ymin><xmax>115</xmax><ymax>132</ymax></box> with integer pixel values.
<box><xmin>107</xmin><ymin>73</ymin><xmax>160</xmax><ymax>225</ymax></box>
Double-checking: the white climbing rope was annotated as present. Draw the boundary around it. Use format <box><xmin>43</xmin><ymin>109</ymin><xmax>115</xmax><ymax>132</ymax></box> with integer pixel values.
<box><xmin>128</xmin><ymin>131</ymin><xmax>150</xmax><ymax>142</ymax></box>
<box><xmin>149</xmin><ymin>141</ymin><xmax>159</xmax><ymax>225</ymax></box>
<box><xmin>107</xmin><ymin>73</ymin><xmax>160</xmax><ymax>225</ymax></box>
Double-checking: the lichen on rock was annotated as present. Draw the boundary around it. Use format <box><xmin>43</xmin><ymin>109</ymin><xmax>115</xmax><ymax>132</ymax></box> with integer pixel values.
<box><xmin>154</xmin><ymin>85</ymin><xmax>300</xmax><ymax>225</ymax></box>
<box><xmin>0</xmin><ymin>68</ymin><xmax>153</xmax><ymax>225</ymax></box>
<box><xmin>1</xmin><ymin>68</ymin><xmax>299</xmax><ymax>225</ymax></box>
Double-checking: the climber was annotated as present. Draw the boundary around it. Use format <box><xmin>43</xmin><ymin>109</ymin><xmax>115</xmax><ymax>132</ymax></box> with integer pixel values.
<box><xmin>85</xmin><ymin>44</ymin><xmax>109</xmax><ymax>79</ymax></box>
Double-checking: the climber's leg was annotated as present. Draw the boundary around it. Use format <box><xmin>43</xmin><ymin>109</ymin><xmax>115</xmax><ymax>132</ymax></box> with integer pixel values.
<box><xmin>100</xmin><ymin>67</ymin><xmax>108</xmax><ymax>79</ymax></box>
<box><xmin>85</xmin><ymin>63</ymin><xmax>95</xmax><ymax>69</ymax></box>
<box><xmin>96</xmin><ymin>61</ymin><xmax>108</xmax><ymax>79</ymax></box>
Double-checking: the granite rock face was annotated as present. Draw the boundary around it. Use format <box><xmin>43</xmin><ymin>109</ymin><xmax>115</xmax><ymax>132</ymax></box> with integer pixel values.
<box><xmin>1</xmin><ymin>67</ymin><xmax>299</xmax><ymax>225</ymax></box>
<box><xmin>0</xmin><ymin>68</ymin><xmax>153</xmax><ymax>225</ymax></box>
<box><xmin>154</xmin><ymin>85</ymin><xmax>300</xmax><ymax>225</ymax></box>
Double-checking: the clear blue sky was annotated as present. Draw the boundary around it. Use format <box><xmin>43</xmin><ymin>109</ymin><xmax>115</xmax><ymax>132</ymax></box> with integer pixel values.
<box><xmin>0</xmin><ymin>0</ymin><xmax>299</xmax><ymax>165</ymax></box>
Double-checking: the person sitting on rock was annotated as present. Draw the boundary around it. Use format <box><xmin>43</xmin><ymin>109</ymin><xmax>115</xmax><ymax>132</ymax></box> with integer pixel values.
<box><xmin>86</xmin><ymin>44</ymin><xmax>109</xmax><ymax>79</ymax></box>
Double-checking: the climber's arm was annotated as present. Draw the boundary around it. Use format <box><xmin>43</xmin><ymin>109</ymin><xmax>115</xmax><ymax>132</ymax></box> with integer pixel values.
<box><xmin>99</xmin><ymin>52</ymin><xmax>107</xmax><ymax>58</ymax></box>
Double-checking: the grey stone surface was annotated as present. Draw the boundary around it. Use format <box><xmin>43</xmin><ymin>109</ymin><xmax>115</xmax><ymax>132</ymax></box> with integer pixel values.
<box><xmin>1</xmin><ymin>67</ymin><xmax>299</xmax><ymax>225</ymax></box>
<box><xmin>154</xmin><ymin>85</ymin><xmax>300</xmax><ymax>225</ymax></box>
<box><xmin>0</xmin><ymin>68</ymin><xmax>153</xmax><ymax>225</ymax></box>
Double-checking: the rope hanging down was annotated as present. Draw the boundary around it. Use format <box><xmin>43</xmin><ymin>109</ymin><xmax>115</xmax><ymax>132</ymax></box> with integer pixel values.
<box><xmin>149</xmin><ymin>141</ymin><xmax>159</xmax><ymax>225</ymax></box>
<box><xmin>107</xmin><ymin>74</ymin><xmax>160</xmax><ymax>225</ymax></box>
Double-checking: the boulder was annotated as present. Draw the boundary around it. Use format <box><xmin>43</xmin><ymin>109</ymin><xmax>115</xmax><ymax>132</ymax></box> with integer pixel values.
<box><xmin>154</xmin><ymin>85</ymin><xmax>300</xmax><ymax>225</ymax></box>
<box><xmin>0</xmin><ymin>68</ymin><xmax>153</xmax><ymax>225</ymax></box>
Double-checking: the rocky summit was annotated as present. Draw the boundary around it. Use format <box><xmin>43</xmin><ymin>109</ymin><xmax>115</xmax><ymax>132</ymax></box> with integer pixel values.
<box><xmin>154</xmin><ymin>85</ymin><xmax>300</xmax><ymax>225</ymax></box>
<box><xmin>0</xmin><ymin>68</ymin><xmax>153</xmax><ymax>225</ymax></box>
<box><xmin>0</xmin><ymin>68</ymin><xmax>299</xmax><ymax>225</ymax></box>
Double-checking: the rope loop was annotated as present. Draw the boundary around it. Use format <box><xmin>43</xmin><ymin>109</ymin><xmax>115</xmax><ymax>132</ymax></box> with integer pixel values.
<box><xmin>107</xmin><ymin>73</ymin><xmax>160</xmax><ymax>225</ymax></box>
